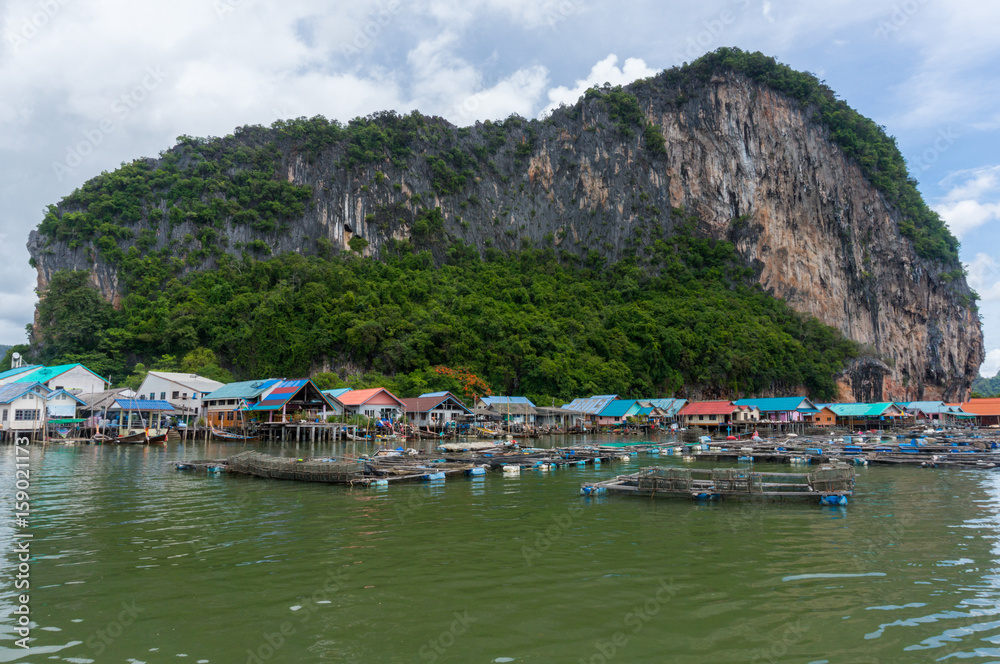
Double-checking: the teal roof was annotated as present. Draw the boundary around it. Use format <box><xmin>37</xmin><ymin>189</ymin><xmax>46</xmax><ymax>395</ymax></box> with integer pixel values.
<box><xmin>599</xmin><ymin>399</ymin><xmax>640</xmax><ymax>418</ymax></box>
<box><xmin>322</xmin><ymin>388</ymin><xmax>353</xmax><ymax>398</ymax></box>
<box><xmin>15</xmin><ymin>364</ymin><xmax>108</xmax><ymax>386</ymax></box>
<box><xmin>205</xmin><ymin>379</ymin><xmax>279</xmax><ymax>400</ymax></box>
<box><xmin>734</xmin><ymin>397</ymin><xmax>816</xmax><ymax>412</ymax></box>
<box><xmin>0</xmin><ymin>365</ymin><xmax>40</xmax><ymax>382</ymax></box>
<box><xmin>644</xmin><ymin>398</ymin><xmax>687</xmax><ymax>416</ymax></box>
<box><xmin>820</xmin><ymin>403</ymin><xmax>903</xmax><ymax>417</ymax></box>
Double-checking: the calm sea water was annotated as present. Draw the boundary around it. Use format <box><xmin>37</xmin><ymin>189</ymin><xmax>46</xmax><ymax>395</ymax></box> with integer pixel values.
<box><xmin>1</xmin><ymin>437</ymin><xmax>1000</xmax><ymax>663</ymax></box>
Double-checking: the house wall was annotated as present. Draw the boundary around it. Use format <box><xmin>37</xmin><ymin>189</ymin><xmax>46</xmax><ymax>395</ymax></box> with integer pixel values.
<box><xmin>138</xmin><ymin>375</ymin><xmax>218</xmax><ymax>417</ymax></box>
<box><xmin>46</xmin><ymin>393</ymin><xmax>79</xmax><ymax>418</ymax></box>
<box><xmin>44</xmin><ymin>367</ymin><xmax>106</xmax><ymax>395</ymax></box>
<box><xmin>1</xmin><ymin>392</ymin><xmax>45</xmax><ymax>431</ymax></box>
<box><xmin>364</xmin><ymin>392</ymin><xmax>404</xmax><ymax>407</ymax></box>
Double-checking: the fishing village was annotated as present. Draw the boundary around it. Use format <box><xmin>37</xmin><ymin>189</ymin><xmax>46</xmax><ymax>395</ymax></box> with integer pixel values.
<box><xmin>4</xmin><ymin>358</ymin><xmax>1000</xmax><ymax>507</ymax></box>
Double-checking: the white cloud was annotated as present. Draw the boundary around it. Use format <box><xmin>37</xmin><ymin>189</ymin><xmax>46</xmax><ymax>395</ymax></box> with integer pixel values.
<box><xmin>965</xmin><ymin>253</ymin><xmax>1000</xmax><ymax>302</ymax></box>
<box><xmin>981</xmin><ymin>348</ymin><xmax>1000</xmax><ymax>378</ymax></box>
<box><xmin>934</xmin><ymin>166</ymin><xmax>1000</xmax><ymax>239</ymax></box>
<box><xmin>541</xmin><ymin>54</ymin><xmax>659</xmax><ymax>116</ymax></box>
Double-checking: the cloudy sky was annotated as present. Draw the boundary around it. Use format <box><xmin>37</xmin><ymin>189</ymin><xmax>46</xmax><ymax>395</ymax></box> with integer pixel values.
<box><xmin>2</xmin><ymin>0</ymin><xmax>1000</xmax><ymax>374</ymax></box>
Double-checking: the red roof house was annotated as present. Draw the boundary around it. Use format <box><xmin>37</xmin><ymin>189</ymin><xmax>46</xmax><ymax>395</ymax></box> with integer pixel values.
<box><xmin>335</xmin><ymin>388</ymin><xmax>406</xmax><ymax>420</ymax></box>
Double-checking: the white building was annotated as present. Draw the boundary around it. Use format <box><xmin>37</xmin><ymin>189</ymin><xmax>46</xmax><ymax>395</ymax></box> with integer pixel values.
<box><xmin>0</xmin><ymin>382</ymin><xmax>51</xmax><ymax>432</ymax></box>
<box><xmin>0</xmin><ymin>363</ymin><xmax>108</xmax><ymax>394</ymax></box>
<box><xmin>136</xmin><ymin>372</ymin><xmax>225</xmax><ymax>420</ymax></box>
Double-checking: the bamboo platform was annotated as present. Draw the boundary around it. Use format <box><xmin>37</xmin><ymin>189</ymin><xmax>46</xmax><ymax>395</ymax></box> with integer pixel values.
<box><xmin>581</xmin><ymin>465</ymin><xmax>855</xmax><ymax>504</ymax></box>
<box><xmin>217</xmin><ymin>451</ymin><xmax>476</xmax><ymax>486</ymax></box>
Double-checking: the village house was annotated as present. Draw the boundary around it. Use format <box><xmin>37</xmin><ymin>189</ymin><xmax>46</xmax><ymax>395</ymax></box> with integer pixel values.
<box><xmin>806</xmin><ymin>406</ymin><xmax>838</xmax><ymax>426</ymax></box>
<box><xmin>595</xmin><ymin>399</ymin><xmax>641</xmax><ymax>427</ymax></box>
<box><xmin>734</xmin><ymin>397</ymin><xmax>817</xmax><ymax>422</ymax></box>
<box><xmin>560</xmin><ymin>395</ymin><xmax>619</xmax><ymax>427</ymax></box>
<box><xmin>400</xmin><ymin>391</ymin><xmax>471</xmax><ymax>429</ymax></box>
<box><xmin>45</xmin><ymin>389</ymin><xmax>86</xmax><ymax>419</ymax></box>
<box><xmin>899</xmin><ymin>401</ymin><xmax>969</xmax><ymax>425</ymax></box>
<box><xmin>0</xmin><ymin>363</ymin><xmax>108</xmax><ymax>395</ymax></box>
<box><xmin>534</xmin><ymin>406</ymin><xmax>583</xmax><ymax>430</ymax></box>
<box><xmin>137</xmin><ymin>371</ymin><xmax>225</xmax><ymax>421</ymax></box>
<box><xmin>678</xmin><ymin>401</ymin><xmax>760</xmax><ymax>428</ymax></box>
<box><xmin>335</xmin><ymin>387</ymin><xmax>406</xmax><ymax>422</ymax></box>
<box><xmin>643</xmin><ymin>398</ymin><xmax>687</xmax><ymax>423</ymax></box>
<box><xmin>958</xmin><ymin>398</ymin><xmax>1000</xmax><ymax>427</ymax></box>
<box><xmin>817</xmin><ymin>403</ymin><xmax>907</xmax><ymax>428</ymax></box>
<box><xmin>475</xmin><ymin>396</ymin><xmax>538</xmax><ymax>425</ymax></box>
<box><xmin>0</xmin><ymin>382</ymin><xmax>51</xmax><ymax>432</ymax></box>
<box><xmin>202</xmin><ymin>379</ymin><xmax>280</xmax><ymax>427</ymax></box>
<box><xmin>246</xmin><ymin>379</ymin><xmax>343</xmax><ymax>423</ymax></box>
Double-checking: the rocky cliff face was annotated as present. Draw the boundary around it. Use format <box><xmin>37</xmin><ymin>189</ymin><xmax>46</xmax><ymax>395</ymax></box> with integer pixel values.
<box><xmin>28</xmin><ymin>68</ymin><xmax>984</xmax><ymax>401</ymax></box>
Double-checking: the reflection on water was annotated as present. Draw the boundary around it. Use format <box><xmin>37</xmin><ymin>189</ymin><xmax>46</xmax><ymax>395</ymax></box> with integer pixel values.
<box><xmin>0</xmin><ymin>439</ymin><xmax>999</xmax><ymax>662</ymax></box>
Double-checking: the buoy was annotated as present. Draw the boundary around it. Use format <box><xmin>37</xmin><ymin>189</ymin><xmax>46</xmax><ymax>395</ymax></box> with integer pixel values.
<box><xmin>467</xmin><ymin>467</ymin><xmax>486</xmax><ymax>476</ymax></box>
<box><xmin>502</xmin><ymin>465</ymin><xmax>520</xmax><ymax>474</ymax></box>
<box><xmin>424</xmin><ymin>471</ymin><xmax>446</xmax><ymax>481</ymax></box>
<box><xmin>537</xmin><ymin>464</ymin><xmax>550</xmax><ymax>471</ymax></box>
<box><xmin>372</xmin><ymin>479</ymin><xmax>389</xmax><ymax>487</ymax></box>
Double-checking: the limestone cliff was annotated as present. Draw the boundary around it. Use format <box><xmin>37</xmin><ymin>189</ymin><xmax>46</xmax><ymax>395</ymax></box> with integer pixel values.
<box><xmin>27</xmin><ymin>54</ymin><xmax>983</xmax><ymax>401</ymax></box>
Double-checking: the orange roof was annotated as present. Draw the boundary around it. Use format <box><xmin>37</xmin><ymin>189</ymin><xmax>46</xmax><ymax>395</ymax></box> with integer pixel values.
<box><xmin>678</xmin><ymin>400</ymin><xmax>737</xmax><ymax>416</ymax></box>
<box><xmin>961</xmin><ymin>399</ymin><xmax>1000</xmax><ymax>416</ymax></box>
<box><xmin>335</xmin><ymin>387</ymin><xmax>404</xmax><ymax>407</ymax></box>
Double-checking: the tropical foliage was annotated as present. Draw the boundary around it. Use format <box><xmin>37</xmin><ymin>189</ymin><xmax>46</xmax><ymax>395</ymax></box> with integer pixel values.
<box><xmin>25</xmin><ymin>232</ymin><xmax>858</xmax><ymax>401</ymax></box>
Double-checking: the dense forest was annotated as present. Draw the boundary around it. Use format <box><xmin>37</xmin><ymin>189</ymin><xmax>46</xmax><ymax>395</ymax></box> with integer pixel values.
<box><xmin>20</xmin><ymin>47</ymin><xmax>965</xmax><ymax>400</ymax></box>
<box><xmin>972</xmin><ymin>373</ymin><xmax>1000</xmax><ymax>398</ymax></box>
<box><xmin>7</xmin><ymin>225</ymin><xmax>858</xmax><ymax>402</ymax></box>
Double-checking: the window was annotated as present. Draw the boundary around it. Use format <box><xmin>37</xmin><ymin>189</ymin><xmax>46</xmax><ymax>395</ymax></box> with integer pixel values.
<box><xmin>182</xmin><ymin>392</ymin><xmax>188</xmax><ymax>400</ymax></box>
<box><xmin>1</xmin><ymin>409</ymin><xmax>6</xmax><ymax>421</ymax></box>
<box><xmin>172</xmin><ymin>391</ymin><xmax>179</xmax><ymax>399</ymax></box>
<box><xmin>15</xmin><ymin>410</ymin><xmax>38</xmax><ymax>421</ymax></box>
<box><xmin>698</xmin><ymin>415</ymin><xmax>704</xmax><ymax>421</ymax></box>
<box><xmin>160</xmin><ymin>392</ymin><xmax>166</xmax><ymax>400</ymax></box>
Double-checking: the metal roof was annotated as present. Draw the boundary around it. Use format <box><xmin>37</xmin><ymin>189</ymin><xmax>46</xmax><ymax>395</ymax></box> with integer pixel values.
<box><xmin>599</xmin><ymin>399</ymin><xmax>640</xmax><ymax>418</ymax></box>
<box><xmin>113</xmin><ymin>399</ymin><xmax>176</xmax><ymax>412</ymax></box>
<box><xmin>322</xmin><ymin>387</ymin><xmax>353</xmax><ymax>398</ymax></box>
<box><xmin>0</xmin><ymin>365</ymin><xmax>41</xmax><ymax>382</ymax></box>
<box><xmin>819</xmin><ymin>403</ymin><xmax>904</xmax><ymax>417</ymax></box>
<box><xmin>959</xmin><ymin>399</ymin><xmax>1000</xmax><ymax>417</ymax></box>
<box><xmin>898</xmin><ymin>401</ymin><xmax>964</xmax><ymax>414</ymax></box>
<box><xmin>249</xmin><ymin>379</ymin><xmax>311</xmax><ymax>411</ymax></box>
<box><xmin>480</xmin><ymin>396</ymin><xmax>537</xmax><ymax>407</ymax></box>
<box><xmin>0</xmin><ymin>382</ymin><xmax>49</xmax><ymax>404</ymax></box>
<box><xmin>678</xmin><ymin>401</ymin><xmax>738</xmax><ymax>416</ymax></box>
<box><xmin>205</xmin><ymin>379</ymin><xmax>280</xmax><ymax>400</ymax></box>
<box><xmin>400</xmin><ymin>395</ymin><xmax>471</xmax><ymax>414</ymax></box>
<box><xmin>336</xmin><ymin>387</ymin><xmax>405</xmax><ymax>408</ymax></box>
<box><xmin>643</xmin><ymin>398</ymin><xmax>687</xmax><ymax>416</ymax></box>
<box><xmin>15</xmin><ymin>363</ymin><xmax>109</xmax><ymax>386</ymax></box>
<box><xmin>561</xmin><ymin>396</ymin><xmax>617</xmax><ymax>415</ymax></box>
<box><xmin>733</xmin><ymin>397</ymin><xmax>816</xmax><ymax>412</ymax></box>
<box><xmin>145</xmin><ymin>371</ymin><xmax>225</xmax><ymax>394</ymax></box>
<box><xmin>419</xmin><ymin>391</ymin><xmax>451</xmax><ymax>398</ymax></box>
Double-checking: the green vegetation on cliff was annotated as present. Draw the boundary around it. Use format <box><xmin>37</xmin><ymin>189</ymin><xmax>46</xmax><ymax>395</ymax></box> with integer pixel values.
<box><xmin>27</xmin><ymin>231</ymin><xmax>858</xmax><ymax>401</ymax></box>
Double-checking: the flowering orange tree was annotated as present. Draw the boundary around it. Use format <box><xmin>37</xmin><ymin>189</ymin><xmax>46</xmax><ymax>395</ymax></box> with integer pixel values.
<box><xmin>434</xmin><ymin>366</ymin><xmax>492</xmax><ymax>406</ymax></box>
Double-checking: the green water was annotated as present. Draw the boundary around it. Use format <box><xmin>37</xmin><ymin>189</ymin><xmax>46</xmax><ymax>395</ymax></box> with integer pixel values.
<box><xmin>2</xmin><ymin>438</ymin><xmax>1000</xmax><ymax>663</ymax></box>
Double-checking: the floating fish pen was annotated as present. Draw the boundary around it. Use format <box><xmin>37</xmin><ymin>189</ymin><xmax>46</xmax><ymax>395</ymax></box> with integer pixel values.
<box><xmin>226</xmin><ymin>451</ymin><xmax>368</xmax><ymax>483</ymax></box>
<box><xmin>222</xmin><ymin>451</ymin><xmax>475</xmax><ymax>486</ymax></box>
<box><xmin>581</xmin><ymin>464</ymin><xmax>855</xmax><ymax>504</ymax></box>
